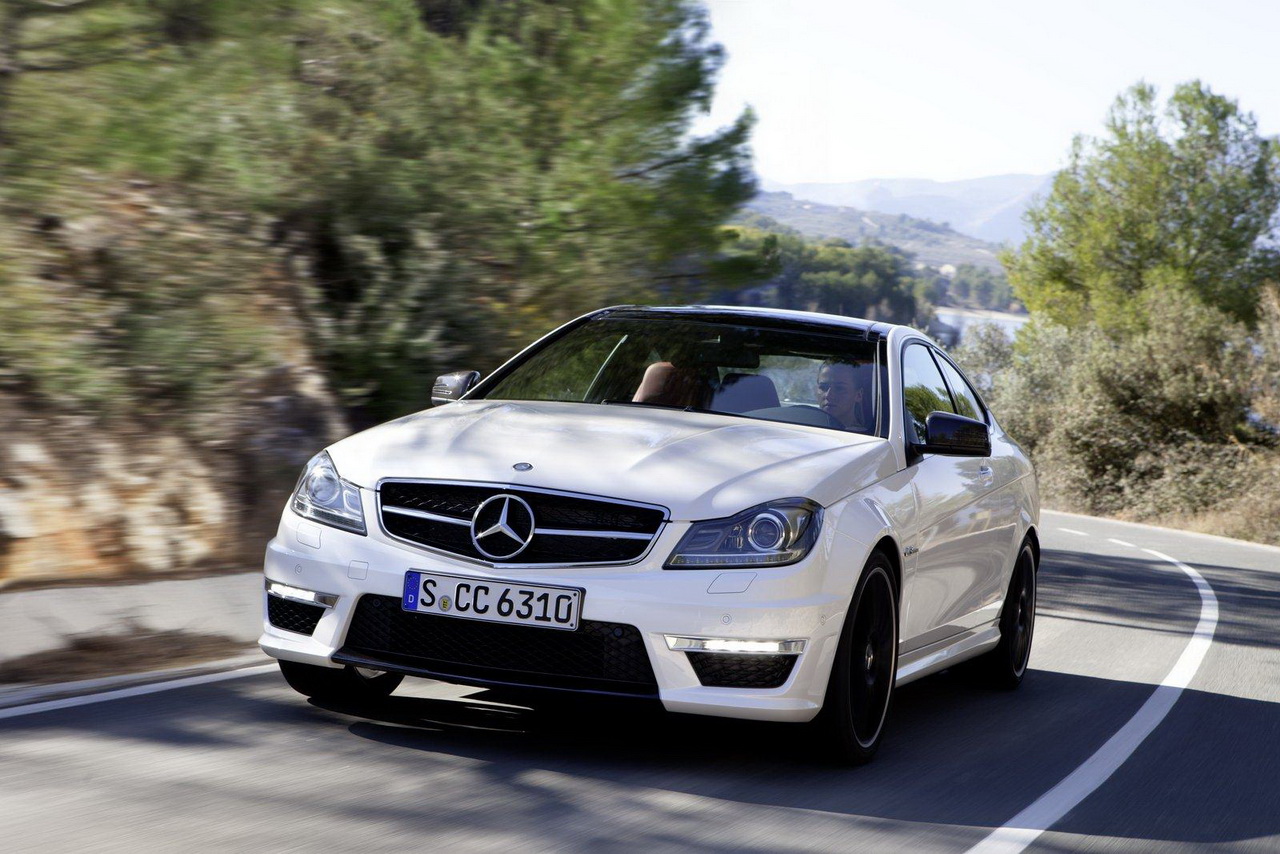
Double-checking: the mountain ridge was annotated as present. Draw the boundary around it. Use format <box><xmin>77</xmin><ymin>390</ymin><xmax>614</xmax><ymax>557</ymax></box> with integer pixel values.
<box><xmin>739</xmin><ymin>191</ymin><xmax>1005</xmax><ymax>272</ymax></box>
<box><xmin>761</xmin><ymin>173</ymin><xmax>1053</xmax><ymax>244</ymax></box>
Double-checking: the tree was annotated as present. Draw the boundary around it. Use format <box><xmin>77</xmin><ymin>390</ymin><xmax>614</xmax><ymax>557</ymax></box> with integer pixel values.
<box><xmin>724</xmin><ymin>228</ymin><xmax>926</xmax><ymax>325</ymax></box>
<box><xmin>801</xmin><ymin>241</ymin><xmax>919</xmax><ymax>322</ymax></box>
<box><xmin>1005</xmin><ymin>81</ymin><xmax>1280</xmax><ymax>332</ymax></box>
<box><xmin>0</xmin><ymin>0</ymin><xmax>180</xmax><ymax>146</ymax></box>
<box><xmin>3</xmin><ymin>0</ymin><xmax>755</xmax><ymax>420</ymax></box>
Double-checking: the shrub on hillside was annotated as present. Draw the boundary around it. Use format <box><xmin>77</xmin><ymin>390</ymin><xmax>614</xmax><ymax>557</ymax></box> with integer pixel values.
<box><xmin>0</xmin><ymin>180</ymin><xmax>282</xmax><ymax>440</ymax></box>
<box><xmin>1252</xmin><ymin>286</ymin><xmax>1280</xmax><ymax>431</ymax></box>
<box><xmin>953</xmin><ymin>288</ymin><xmax>1274</xmax><ymax>527</ymax></box>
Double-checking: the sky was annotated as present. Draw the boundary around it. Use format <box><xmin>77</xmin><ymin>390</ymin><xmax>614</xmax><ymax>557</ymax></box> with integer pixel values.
<box><xmin>699</xmin><ymin>0</ymin><xmax>1280</xmax><ymax>184</ymax></box>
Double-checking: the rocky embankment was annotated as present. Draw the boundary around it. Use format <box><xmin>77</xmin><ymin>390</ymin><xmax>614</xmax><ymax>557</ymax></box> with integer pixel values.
<box><xmin>0</xmin><ymin>371</ymin><xmax>345</xmax><ymax>588</ymax></box>
<box><xmin>0</xmin><ymin>179</ymin><xmax>357</xmax><ymax>589</ymax></box>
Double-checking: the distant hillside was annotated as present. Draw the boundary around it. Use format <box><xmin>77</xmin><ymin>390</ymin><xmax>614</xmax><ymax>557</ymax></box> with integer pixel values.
<box><xmin>763</xmin><ymin>173</ymin><xmax>1053</xmax><ymax>244</ymax></box>
<box><xmin>740</xmin><ymin>191</ymin><xmax>1005</xmax><ymax>272</ymax></box>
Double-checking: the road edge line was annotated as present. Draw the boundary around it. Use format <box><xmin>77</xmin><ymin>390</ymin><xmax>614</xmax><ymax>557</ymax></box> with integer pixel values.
<box><xmin>965</xmin><ymin>547</ymin><xmax>1219</xmax><ymax>854</ymax></box>
<box><xmin>0</xmin><ymin>664</ymin><xmax>278</xmax><ymax>721</ymax></box>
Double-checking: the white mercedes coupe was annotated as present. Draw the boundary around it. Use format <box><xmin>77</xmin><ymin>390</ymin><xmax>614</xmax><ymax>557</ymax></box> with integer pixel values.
<box><xmin>260</xmin><ymin>305</ymin><xmax>1039</xmax><ymax>764</ymax></box>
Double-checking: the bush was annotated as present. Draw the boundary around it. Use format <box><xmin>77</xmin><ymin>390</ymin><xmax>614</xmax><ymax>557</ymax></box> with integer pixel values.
<box><xmin>962</xmin><ymin>286</ymin><xmax>1276</xmax><ymax>526</ymax></box>
<box><xmin>0</xmin><ymin>180</ymin><xmax>282</xmax><ymax>440</ymax></box>
<box><xmin>1253</xmin><ymin>286</ymin><xmax>1280</xmax><ymax>431</ymax></box>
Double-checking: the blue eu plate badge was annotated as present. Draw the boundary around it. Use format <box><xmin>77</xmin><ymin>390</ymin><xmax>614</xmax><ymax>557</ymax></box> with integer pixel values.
<box><xmin>403</xmin><ymin>570</ymin><xmax>421</xmax><ymax>610</ymax></box>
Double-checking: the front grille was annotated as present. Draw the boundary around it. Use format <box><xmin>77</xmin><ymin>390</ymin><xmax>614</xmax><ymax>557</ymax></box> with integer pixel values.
<box><xmin>339</xmin><ymin>594</ymin><xmax>658</xmax><ymax>696</ymax></box>
<box><xmin>379</xmin><ymin>481</ymin><xmax>666</xmax><ymax>565</ymax></box>
<box><xmin>686</xmin><ymin>652</ymin><xmax>797</xmax><ymax>688</ymax></box>
<box><xmin>267</xmin><ymin>596</ymin><xmax>325</xmax><ymax>636</ymax></box>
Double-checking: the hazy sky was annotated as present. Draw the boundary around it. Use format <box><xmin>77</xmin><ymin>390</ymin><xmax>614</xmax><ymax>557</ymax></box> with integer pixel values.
<box><xmin>699</xmin><ymin>0</ymin><xmax>1280</xmax><ymax>184</ymax></box>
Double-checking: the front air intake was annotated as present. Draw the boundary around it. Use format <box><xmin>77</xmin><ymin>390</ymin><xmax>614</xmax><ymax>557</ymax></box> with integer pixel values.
<box><xmin>337</xmin><ymin>594</ymin><xmax>659</xmax><ymax>696</ymax></box>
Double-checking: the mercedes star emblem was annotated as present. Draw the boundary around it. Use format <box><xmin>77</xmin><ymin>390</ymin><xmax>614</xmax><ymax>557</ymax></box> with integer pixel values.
<box><xmin>470</xmin><ymin>494</ymin><xmax>536</xmax><ymax>560</ymax></box>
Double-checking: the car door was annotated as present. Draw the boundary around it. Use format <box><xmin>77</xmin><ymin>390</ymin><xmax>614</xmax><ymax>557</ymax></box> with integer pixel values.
<box><xmin>933</xmin><ymin>350</ymin><xmax>1021</xmax><ymax>611</ymax></box>
<box><xmin>899</xmin><ymin>342</ymin><xmax>1006</xmax><ymax>652</ymax></box>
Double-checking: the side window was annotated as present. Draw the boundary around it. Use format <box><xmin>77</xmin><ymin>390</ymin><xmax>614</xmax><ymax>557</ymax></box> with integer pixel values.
<box><xmin>937</xmin><ymin>356</ymin><xmax>986</xmax><ymax>423</ymax></box>
<box><xmin>901</xmin><ymin>344</ymin><xmax>954</xmax><ymax>445</ymax></box>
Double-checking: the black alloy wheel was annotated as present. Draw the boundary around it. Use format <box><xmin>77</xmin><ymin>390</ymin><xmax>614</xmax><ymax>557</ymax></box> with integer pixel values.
<box><xmin>278</xmin><ymin>659</ymin><xmax>404</xmax><ymax>702</ymax></box>
<box><xmin>971</xmin><ymin>540</ymin><xmax>1037</xmax><ymax>689</ymax></box>
<box><xmin>819</xmin><ymin>551</ymin><xmax>898</xmax><ymax>765</ymax></box>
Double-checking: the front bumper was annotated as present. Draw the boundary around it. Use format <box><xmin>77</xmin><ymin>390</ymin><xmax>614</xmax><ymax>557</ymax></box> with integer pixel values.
<box><xmin>259</xmin><ymin>508</ymin><xmax>852</xmax><ymax>723</ymax></box>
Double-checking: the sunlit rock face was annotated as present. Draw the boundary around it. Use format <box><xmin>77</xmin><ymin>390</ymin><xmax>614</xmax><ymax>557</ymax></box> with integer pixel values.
<box><xmin>0</xmin><ymin>369</ymin><xmax>346</xmax><ymax>587</ymax></box>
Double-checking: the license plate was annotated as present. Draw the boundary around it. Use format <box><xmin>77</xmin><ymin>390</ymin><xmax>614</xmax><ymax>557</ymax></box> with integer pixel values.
<box><xmin>402</xmin><ymin>570</ymin><xmax>583</xmax><ymax>631</ymax></box>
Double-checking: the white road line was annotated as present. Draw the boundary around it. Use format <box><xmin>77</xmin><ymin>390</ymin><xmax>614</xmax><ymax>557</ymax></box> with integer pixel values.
<box><xmin>966</xmin><ymin>548</ymin><xmax>1219</xmax><ymax>854</ymax></box>
<box><xmin>1057</xmin><ymin>528</ymin><xmax>1088</xmax><ymax>536</ymax></box>
<box><xmin>1045</xmin><ymin>509</ymin><xmax>1280</xmax><ymax>554</ymax></box>
<box><xmin>0</xmin><ymin>664</ymin><xmax>278</xmax><ymax>721</ymax></box>
<box><xmin>1107</xmin><ymin>538</ymin><xmax>1136</xmax><ymax>548</ymax></box>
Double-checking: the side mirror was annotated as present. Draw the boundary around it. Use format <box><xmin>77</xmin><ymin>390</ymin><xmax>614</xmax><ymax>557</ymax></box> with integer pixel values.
<box><xmin>431</xmin><ymin>370</ymin><xmax>481</xmax><ymax>406</ymax></box>
<box><xmin>920</xmin><ymin>411</ymin><xmax>991</xmax><ymax>456</ymax></box>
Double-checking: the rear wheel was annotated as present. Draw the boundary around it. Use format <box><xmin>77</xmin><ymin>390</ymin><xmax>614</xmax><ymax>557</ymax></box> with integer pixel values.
<box><xmin>277</xmin><ymin>659</ymin><xmax>403</xmax><ymax>701</ymax></box>
<box><xmin>970</xmin><ymin>541</ymin><xmax>1037</xmax><ymax>689</ymax></box>
<box><xmin>817</xmin><ymin>551</ymin><xmax>898</xmax><ymax>765</ymax></box>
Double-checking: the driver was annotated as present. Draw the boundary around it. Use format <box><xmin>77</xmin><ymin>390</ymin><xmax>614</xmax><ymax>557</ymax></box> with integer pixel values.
<box><xmin>817</xmin><ymin>359</ymin><xmax>872</xmax><ymax>432</ymax></box>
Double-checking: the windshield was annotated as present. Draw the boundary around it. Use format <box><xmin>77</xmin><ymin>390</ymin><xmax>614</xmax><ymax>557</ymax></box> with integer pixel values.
<box><xmin>480</xmin><ymin>316</ymin><xmax>884</xmax><ymax>435</ymax></box>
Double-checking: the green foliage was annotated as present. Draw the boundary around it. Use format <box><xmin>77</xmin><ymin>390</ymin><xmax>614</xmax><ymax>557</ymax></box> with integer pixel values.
<box><xmin>1006</xmin><ymin>81</ymin><xmax>1280</xmax><ymax>333</ymax></box>
<box><xmin>726</xmin><ymin>227</ymin><xmax>927</xmax><ymax>325</ymax></box>
<box><xmin>974</xmin><ymin>80</ymin><xmax>1280</xmax><ymax>542</ymax></box>
<box><xmin>903</xmin><ymin>386</ymin><xmax>950</xmax><ymax>426</ymax></box>
<box><xmin>0</xmin><ymin>181</ymin><xmax>278</xmax><ymax>435</ymax></box>
<box><xmin>983</xmin><ymin>79</ymin><xmax>1280</xmax><ymax>537</ymax></box>
<box><xmin>0</xmin><ymin>0</ymin><xmax>236</xmax><ymax>153</ymax></box>
<box><xmin>949</xmin><ymin>264</ymin><xmax>1013</xmax><ymax>310</ymax></box>
<box><xmin>959</xmin><ymin>287</ymin><xmax>1267</xmax><ymax>520</ymax></box>
<box><xmin>0</xmin><ymin>238</ymin><xmax>121</xmax><ymax>407</ymax></box>
<box><xmin>948</xmin><ymin>322</ymin><xmax>1013</xmax><ymax>398</ymax></box>
<box><xmin>3</xmin><ymin>0</ymin><xmax>755</xmax><ymax>422</ymax></box>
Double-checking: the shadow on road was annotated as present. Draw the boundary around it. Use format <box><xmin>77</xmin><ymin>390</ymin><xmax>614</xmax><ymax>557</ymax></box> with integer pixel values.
<box><xmin>1039</xmin><ymin>547</ymin><xmax>1280</xmax><ymax>651</ymax></box>
<box><xmin>303</xmin><ymin>661</ymin><xmax>1280</xmax><ymax>846</ymax></box>
<box><xmin>3</xmin><ymin>543</ymin><xmax>1278</xmax><ymax>849</ymax></box>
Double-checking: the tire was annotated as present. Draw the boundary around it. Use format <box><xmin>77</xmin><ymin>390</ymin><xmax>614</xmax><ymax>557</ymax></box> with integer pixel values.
<box><xmin>817</xmin><ymin>551</ymin><xmax>899</xmax><ymax>765</ymax></box>
<box><xmin>277</xmin><ymin>659</ymin><xmax>404</xmax><ymax>702</ymax></box>
<box><xmin>970</xmin><ymin>541</ymin><xmax>1037</xmax><ymax>689</ymax></box>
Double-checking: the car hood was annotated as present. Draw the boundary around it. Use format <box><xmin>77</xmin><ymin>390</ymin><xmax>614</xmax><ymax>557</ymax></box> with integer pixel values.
<box><xmin>327</xmin><ymin>400</ymin><xmax>898</xmax><ymax>520</ymax></box>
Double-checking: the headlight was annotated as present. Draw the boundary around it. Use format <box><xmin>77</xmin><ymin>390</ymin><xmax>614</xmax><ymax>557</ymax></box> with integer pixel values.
<box><xmin>290</xmin><ymin>451</ymin><xmax>366</xmax><ymax>535</ymax></box>
<box><xmin>665</xmin><ymin>499</ymin><xmax>822</xmax><ymax>568</ymax></box>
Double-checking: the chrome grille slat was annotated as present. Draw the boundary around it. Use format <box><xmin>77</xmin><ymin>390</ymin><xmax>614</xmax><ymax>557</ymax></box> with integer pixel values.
<box><xmin>534</xmin><ymin>528</ymin><xmax>652</xmax><ymax>540</ymax></box>
<box><xmin>382</xmin><ymin>505</ymin><xmax>471</xmax><ymax>526</ymax></box>
<box><xmin>377</xmin><ymin>480</ymin><xmax>667</xmax><ymax>566</ymax></box>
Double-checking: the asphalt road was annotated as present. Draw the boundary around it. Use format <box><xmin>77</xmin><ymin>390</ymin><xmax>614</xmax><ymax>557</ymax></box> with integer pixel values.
<box><xmin>3</xmin><ymin>510</ymin><xmax>1279</xmax><ymax>853</ymax></box>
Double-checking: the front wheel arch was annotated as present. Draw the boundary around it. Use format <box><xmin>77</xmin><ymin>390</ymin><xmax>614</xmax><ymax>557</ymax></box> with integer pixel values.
<box><xmin>1024</xmin><ymin>525</ymin><xmax>1041</xmax><ymax>573</ymax></box>
<box><xmin>871</xmin><ymin>537</ymin><xmax>903</xmax><ymax>604</ymax></box>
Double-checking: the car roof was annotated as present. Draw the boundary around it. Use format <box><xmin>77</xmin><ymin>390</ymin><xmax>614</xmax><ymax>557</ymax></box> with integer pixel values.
<box><xmin>595</xmin><ymin>304</ymin><xmax>900</xmax><ymax>341</ymax></box>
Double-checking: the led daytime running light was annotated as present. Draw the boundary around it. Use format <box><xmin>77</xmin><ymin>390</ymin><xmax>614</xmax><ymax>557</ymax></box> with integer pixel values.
<box><xmin>266</xmin><ymin>580</ymin><xmax>338</xmax><ymax>608</ymax></box>
<box><xmin>665</xmin><ymin>636</ymin><xmax>806</xmax><ymax>655</ymax></box>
